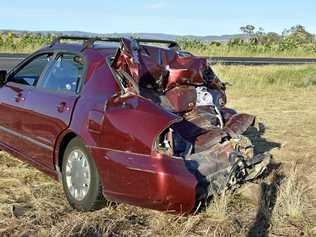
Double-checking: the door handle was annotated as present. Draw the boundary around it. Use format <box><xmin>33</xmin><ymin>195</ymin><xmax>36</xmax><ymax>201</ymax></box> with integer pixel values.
<box><xmin>14</xmin><ymin>94</ymin><xmax>25</xmax><ymax>102</ymax></box>
<box><xmin>57</xmin><ymin>102</ymin><xmax>70</xmax><ymax>113</ymax></box>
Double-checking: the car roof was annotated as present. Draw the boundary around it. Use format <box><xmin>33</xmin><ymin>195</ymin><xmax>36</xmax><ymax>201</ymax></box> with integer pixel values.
<box><xmin>38</xmin><ymin>36</ymin><xmax>179</xmax><ymax>59</ymax></box>
<box><xmin>37</xmin><ymin>36</ymin><xmax>181</xmax><ymax>63</ymax></box>
<box><xmin>39</xmin><ymin>43</ymin><xmax>118</xmax><ymax>58</ymax></box>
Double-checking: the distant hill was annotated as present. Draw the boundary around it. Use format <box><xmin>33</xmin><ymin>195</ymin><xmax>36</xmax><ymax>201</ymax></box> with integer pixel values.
<box><xmin>0</xmin><ymin>29</ymin><xmax>247</xmax><ymax>42</ymax></box>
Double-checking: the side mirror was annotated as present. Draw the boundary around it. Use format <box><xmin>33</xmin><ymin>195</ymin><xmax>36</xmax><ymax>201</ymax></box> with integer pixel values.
<box><xmin>0</xmin><ymin>70</ymin><xmax>7</xmax><ymax>86</ymax></box>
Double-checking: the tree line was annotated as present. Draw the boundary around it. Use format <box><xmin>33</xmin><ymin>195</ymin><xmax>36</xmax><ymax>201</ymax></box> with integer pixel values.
<box><xmin>0</xmin><ymin>25</ymin><xmax>315</xmax><ymax>57</ymax></box>
<box><xmin>177</xmin><ymin>25</ymin><xmax>316</xmax><ymax>57</ymax></box>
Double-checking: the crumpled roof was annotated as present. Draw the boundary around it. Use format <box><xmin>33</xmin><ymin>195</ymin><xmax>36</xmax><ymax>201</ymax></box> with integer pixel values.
<box><xmin>112</xmin><ymin>38</ymin><xmax>210</xmax><ymax>92</ymax></box>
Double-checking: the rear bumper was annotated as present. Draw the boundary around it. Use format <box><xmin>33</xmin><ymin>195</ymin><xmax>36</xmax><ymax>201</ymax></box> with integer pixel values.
<box><xmin>89</xmin><ymin>146</ymin><xmax>198</xmax><ymax>214</ymax></box>
<box><xmin>88</xmin><ymin>137</ymin><xmax>271</xmax><ymax>214</ymax></box>
<box><xmin>186</xmin><ymin>145</ymin><xmax>271</xmax><ymax>201</ymax></box>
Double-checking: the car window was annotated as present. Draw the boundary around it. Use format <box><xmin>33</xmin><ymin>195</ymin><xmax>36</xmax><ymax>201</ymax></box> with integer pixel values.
<box><xmin>8</xmin><ymin>53</ymin><xmax>54</xmax><ymax>86</ymax></box>
<box><xmin>37</xmin><ymin>53</ymin><xmax>84</xmax><ymax>94</ymax></box>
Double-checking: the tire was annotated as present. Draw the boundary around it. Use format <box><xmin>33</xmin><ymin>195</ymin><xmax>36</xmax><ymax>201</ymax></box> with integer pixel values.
<box><xmin>61</xmin><ymin>137</ymin><xmax>106</xmax><ymax>211</ymax></box>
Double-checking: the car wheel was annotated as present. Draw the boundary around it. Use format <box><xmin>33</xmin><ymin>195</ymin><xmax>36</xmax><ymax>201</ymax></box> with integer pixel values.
<box><xmin>61</xmin><ymin>137</ymin><xmax>106</xmax><ymax>211</ymax></box>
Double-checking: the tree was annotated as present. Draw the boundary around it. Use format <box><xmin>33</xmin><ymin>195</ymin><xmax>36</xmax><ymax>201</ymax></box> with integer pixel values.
<box><xmin>240</xmin><ymin>25</ymin><xmax>256</xmax><ymax>36</ymax></box>
<box><xmin>284</xmin><ymin>25</ymin><xmax>315</xmax><ymax>45</ymax></box>
<box><xmin>260</xmin><ymin>32</ymin><xmax>282</xmax><ymax>45</ymax></box>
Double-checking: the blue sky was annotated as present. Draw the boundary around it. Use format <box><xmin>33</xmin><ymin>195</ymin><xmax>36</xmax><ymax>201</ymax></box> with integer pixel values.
<box><xmin>1</xmin><ymin>0</ymin><xmax>315</xmax><ymax>36</ymax></box>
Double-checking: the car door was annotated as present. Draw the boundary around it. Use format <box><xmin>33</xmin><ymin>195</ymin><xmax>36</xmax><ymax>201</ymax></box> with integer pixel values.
<box><xmin>19</xmin><ymin>52</ymin><xmax>85</xmax><ymax>169</ymax></box>
<box><xmin>0</xmin><ymin>53</ymin><xmax>54</xmax><ymax>154</ymax></box>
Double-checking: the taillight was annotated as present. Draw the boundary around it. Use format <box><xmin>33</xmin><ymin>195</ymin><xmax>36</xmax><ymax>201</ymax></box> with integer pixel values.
<box><xmin>153</xmin><ymin>128</ymin><xmax>174</xmax><ymax>156</ymax></box>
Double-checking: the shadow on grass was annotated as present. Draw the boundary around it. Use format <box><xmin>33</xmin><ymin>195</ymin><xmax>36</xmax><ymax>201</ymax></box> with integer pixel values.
<box><xmin>244</xmin><ymin>122</ymin><xmax>281</xmax><ymax>155</ymax></box>
<box><xmin>243</xmin><ymin>122</ymin><xmax>285</xmax><ymax>236</ymax></box>
<box><xmin>191</xmin><ymin>122</ymin><xmax>283</xmax><ymax>236</ymax></box>
<box><xmin>246</xmin><ymin>171</ymin><xmax>284</xmax><ymax>237</ymax></box>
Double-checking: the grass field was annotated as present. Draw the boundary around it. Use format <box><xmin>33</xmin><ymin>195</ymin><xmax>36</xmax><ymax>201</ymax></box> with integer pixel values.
<box><xmin>187</xmin><ymin>45</ymin><xmax>316</xmax><ymax>58</ymax></box>
<box><xmin>1</xmin><ymin>45</ymin><xmax>316</xmax><ymax>58</ymax></box>
<box><xmin>1</xmin><ymin>34</ymin><xmax>316</xmax><ymax>58</ymax></box>
<box><xmin>0</xmin><ymin>65</ymin><xmax>315</xmax><ymax>236</ymax></box>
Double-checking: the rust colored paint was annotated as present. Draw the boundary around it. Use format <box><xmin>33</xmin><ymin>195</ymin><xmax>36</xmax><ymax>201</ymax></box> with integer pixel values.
<box><xmin>225</xmin><ymin>113</ymin><xmax>255</xmax><ymax>137</ymax></box>
<box><xmin>165</xmin><ymin>85</ymin><xmax>197</xmax><ymax>112</ymax></box>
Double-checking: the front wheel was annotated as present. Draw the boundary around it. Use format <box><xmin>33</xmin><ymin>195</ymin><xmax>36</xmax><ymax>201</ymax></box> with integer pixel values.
<box><xmin>61</xmin><ymin>137</ymin><xmax>106</xmax><ymax>211</ymax></box>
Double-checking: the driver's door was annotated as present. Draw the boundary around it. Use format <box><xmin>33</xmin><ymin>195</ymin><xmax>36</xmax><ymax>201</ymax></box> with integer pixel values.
<box><xmin>0</xmin><ymin>53</ymin><xmax>53</xmax><ymax>154</ymax></box>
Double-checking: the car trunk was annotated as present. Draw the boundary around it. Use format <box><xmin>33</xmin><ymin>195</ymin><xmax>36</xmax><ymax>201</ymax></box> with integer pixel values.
<box><xmin>109</xmin><ymin>38</ymin><xmax>271</xmax><ymax>200</ymax></box>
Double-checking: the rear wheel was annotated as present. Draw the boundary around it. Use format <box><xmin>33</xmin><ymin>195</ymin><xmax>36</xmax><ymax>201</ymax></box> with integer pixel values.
<box><xmin>61</xmin><ymin>137</ymin><xmax>106</xmax><ymax>211</ymax></box>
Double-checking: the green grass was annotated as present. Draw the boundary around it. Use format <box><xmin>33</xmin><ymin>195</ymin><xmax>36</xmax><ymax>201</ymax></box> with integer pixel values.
<box><xmin>185</xmin><ymin>44</ymin><xmax>316</xmax><ymax>58</ymax></box>
<box><xmin>0</xmin><ymin>46</ymin><xmax>43</xmax><ymax>54</ymax></box>
<box><xmin>213</xmin><ymin>64</ymin><xmax>316</xmax><ymax>88</ymax></box>
<box><xmin>1</xmin><ymin>34</ymin><xmax>316</xmax><ymax>58</ymax></box>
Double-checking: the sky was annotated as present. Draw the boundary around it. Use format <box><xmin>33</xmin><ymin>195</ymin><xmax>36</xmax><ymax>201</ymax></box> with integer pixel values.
<box><xmin>1</xmin><ymin>0</ymin><xmax>315</xmax><ymax>36</ymax></box>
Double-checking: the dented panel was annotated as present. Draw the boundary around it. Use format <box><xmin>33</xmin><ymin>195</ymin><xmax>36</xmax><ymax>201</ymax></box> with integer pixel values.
<box><xmin>225</xmin><ymin>113</ymin><xmax>256</xmax><ymax>137</ymax></box>
<box><xmin>108</xmin><ymin>38</ymin><xmax>271</xmax><ymax>212</ymax></box>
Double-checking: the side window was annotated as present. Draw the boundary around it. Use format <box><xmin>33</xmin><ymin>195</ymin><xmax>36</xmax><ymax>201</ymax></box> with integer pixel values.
<box><xmin>8</xmin><ymin>53</ymin><xmax>54</xmax><ymax>86</ymax></box>
<box><xmin>8</xmin><ymin>53</ymin><xmax>53</xmax><ymax>86</ymax></box>
<box><xmin>37</xmin><ymin>53</ymin><xmax>84</xmax><ymax>94</ymax></box>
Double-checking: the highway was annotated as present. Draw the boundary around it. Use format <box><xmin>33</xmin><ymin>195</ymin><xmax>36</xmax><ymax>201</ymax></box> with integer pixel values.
<box><xmin>1</xmin><ymin>53</ymin><xmax>316</xmax><ymax>70</ymax></box>
<box><xmin>0</xmin><ymin>53</ymin><xmax>26</xmax><ymax>70</ymax></box>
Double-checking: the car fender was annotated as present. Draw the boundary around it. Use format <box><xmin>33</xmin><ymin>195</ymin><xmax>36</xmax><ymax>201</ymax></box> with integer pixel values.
<box><xmin>103</xmin><ymin>93</ymin><xmax>182</xmax><ymax>154</ymax></box>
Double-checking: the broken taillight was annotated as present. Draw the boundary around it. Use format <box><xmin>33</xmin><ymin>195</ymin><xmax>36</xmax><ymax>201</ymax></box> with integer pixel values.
<box><xmin>153</xmin><ymin>128</ymin><xmax>174</xmax><ymax>157</ymax></box>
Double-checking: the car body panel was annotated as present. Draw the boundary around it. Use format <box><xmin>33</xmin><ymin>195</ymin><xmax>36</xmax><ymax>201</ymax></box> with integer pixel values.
<box><xmin>90</xmin><ymin>147</ymin><xmax>197</xmax><ymax>213</ymax></box>
<box><xmin>104</xmin><ymin>94</ymin><xmax>181</xmax><ymax>154</ymax></box>
<box><xmin>19</xmin><ymin>87</ymin><xmax>78</xmax><ymax>169</ymax></box>
<box><xmin>0</xmin><ymin>82</ymin><xmax>30</xmax><ymax>150</ymax></box>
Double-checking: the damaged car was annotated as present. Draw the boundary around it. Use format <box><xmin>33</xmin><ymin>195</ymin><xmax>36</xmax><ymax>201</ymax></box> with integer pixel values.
<box><xmin>0</xmin><ymin>36</ymin><xmax>270</xmax><ymax>213</ymax></box>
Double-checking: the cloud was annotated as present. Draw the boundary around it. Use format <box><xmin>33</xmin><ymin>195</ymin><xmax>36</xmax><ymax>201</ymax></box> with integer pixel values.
<box><xmin>145</xmin><ymin>1</ymin><xmax>166</xmax><ymax>9</ymax></box>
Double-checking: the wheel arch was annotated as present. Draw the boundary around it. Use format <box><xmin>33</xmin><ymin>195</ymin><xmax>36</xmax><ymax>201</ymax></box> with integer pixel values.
<box><xmin>54</xmin><ymin>131</ymin><xmax>78</xmax><ymax>181</ymax></box>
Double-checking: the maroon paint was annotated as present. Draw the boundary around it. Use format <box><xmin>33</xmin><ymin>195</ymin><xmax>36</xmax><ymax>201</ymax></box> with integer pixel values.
<box><xmin>112</xmin><ymin>38</ymin><xmax>208</xmax><ymax>91</ymax></box>
<box><xmin>165</xmin><ymin>85</ymin><xmax>197</xmax><ymax>113</ymax></box>
<box><xmin>225</xmin><ymin>113</ymin><xmax>255</xmax><ymax>136</ymax></box>
<box><xmin>90</xmin><ymin>149</ymin><xmax>197</xmax><ymax>213</ymax></box>
<box><xmin>0</xmin><ymin>82</ymin><xmax>28</xmax><ymax>150</ymax></box>
<box><xmin>20</xmin><ymin>87</ymin><xmax>78</xmax><ymax>168</ymax></box>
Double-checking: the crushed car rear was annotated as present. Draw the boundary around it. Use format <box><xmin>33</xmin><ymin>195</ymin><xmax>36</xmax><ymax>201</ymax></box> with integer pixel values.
<box><xmin>107</xmin><ymin>38</ymin><xmax>271</xmax><ymax>213</ymax></box>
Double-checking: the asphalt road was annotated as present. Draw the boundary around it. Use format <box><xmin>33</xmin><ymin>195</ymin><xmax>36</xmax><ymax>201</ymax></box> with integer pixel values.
<box><xmin>1</xmin><ymin>53</ymin><xmax>316</xmax><ymax>70</ymax></box>
<box><xmin>0</xmin><ymin>53</ymin><xmax>26</xmax><ymax>70</ymax></box>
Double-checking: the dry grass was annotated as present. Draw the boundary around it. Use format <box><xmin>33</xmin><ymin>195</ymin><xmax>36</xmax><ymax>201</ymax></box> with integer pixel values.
<box><xmin>214</xmin><ymin>64</ymin><xmax>316</xmax><ymax>88</ymax></box>
<box><xmin>0</xmin><ymin>64</ymin><xmax>316</xmax><ymax>236</ymax></box>
<box><xmin>275</xmin><ymin>164</ymin><xmax>308</xmax><ymax>221</ymax></box>
<box><xmin>205</xmin><ymin>193</ymin><xmax>232</xmax><ymax>222</ymax></box>
<box><xmin>187</xmin><ymin>45</ymin><xmax>316</xmax><ymax>58</ymax></box>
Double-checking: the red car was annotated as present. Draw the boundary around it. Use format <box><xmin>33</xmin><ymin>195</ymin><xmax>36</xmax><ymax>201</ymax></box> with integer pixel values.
<box><xmin>0</xmin><ymin>36</ymin><xmax>270</xmax><ymax>214</ymax></box>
